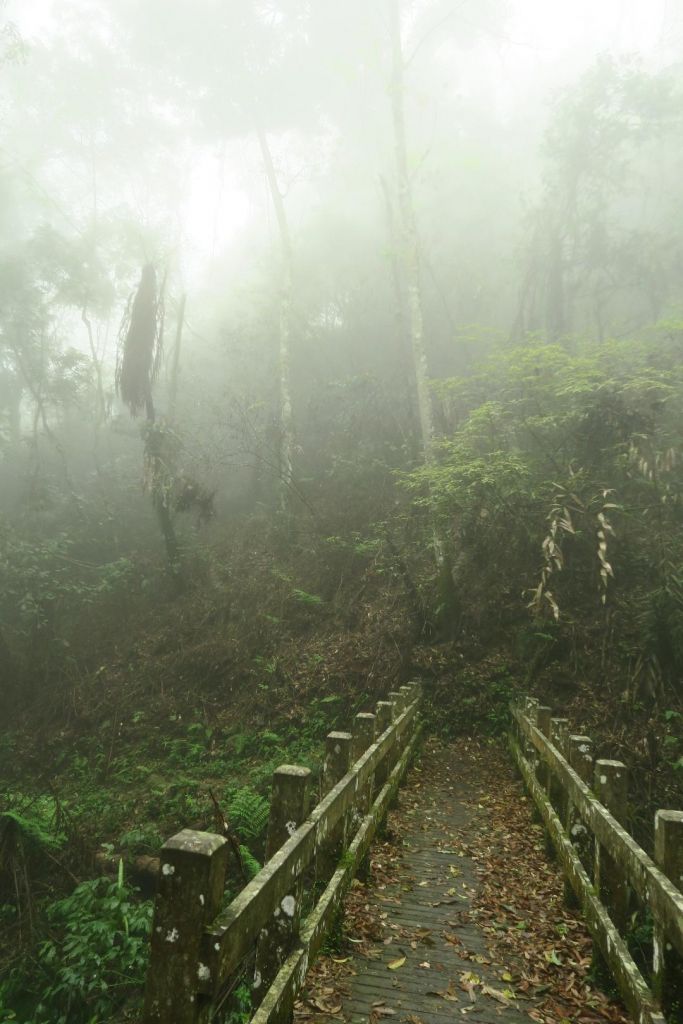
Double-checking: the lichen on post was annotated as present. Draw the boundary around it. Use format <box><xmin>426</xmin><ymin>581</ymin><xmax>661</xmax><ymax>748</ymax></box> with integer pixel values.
<box><xmin>142</xmin><ymin>829</ymin><xmax>229</xmax><ymax>1024</ymax></box>
<box><xmin>374</xmin><ymin>701</ymin><xmax>395</xmax><ymax>789</ymax></box>
<box><xmin>388</xmin><ymin>689</ymin><xmax>405</xmax><ymax>715</ymax></box>
<box><xmin>568</xmin><ymin>734</ymin><xmax>593</xmax><ymax>785</ymax></box>
<box><xmin>352</xmin><ymin>712</ymin><xmax>377</xmax><ymax>814</ymax></box>
<box><xmin>535</xmin><ymin>706</ymin><xmax>552</xmax><ymax>790</ymax></box>
<box><xmin>594</xmin><ymin>759</ymin><xmax>630</xmax><ymax>934</ymax></box>
<box><xmin>548</xmin><ymin>717</ymin><xmax>570</xmax><ymax>818</ymax></box>
<box><xmin>319</xmin><ymin>732</ymin><xmax>352</xmax><ymax>881</ymax></box>
<box><xmin>653</xmin><ymin>810</ymin><xmax>683</xmax><ymax>1015</ymax></box>
<box><xmin>566</xmin><ymin>735</ymin><xmax>594</xmax><ymax>880</ymax></box>
<box><xmin>253</xmin><ymin>765</ymin><xmax>311</xmax><ymax>1012</ymax></box>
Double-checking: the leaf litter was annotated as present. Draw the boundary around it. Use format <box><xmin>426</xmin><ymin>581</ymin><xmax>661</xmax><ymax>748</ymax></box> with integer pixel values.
<box><xmin>297</xmin><ymin>736</ymin><xmax>631</xmax><ymax>1024</ymax></box>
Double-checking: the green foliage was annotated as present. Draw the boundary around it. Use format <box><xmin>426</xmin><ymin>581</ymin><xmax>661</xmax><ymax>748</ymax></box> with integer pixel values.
<box><xmin>406</xmin><ymin>335</ymin><xmax>683</xmax><ymax>698</ymax></box>
<box><xmin>238</xmin><ymin>844</ymin><xmax>261</xmax><ymax>880</ymax></box>
<box><xmin>0</xmin><ymin>808</ymin><xmax>64</xmax><ymax>862</ymax></box>
<box><xmin>223</xmin><ymin>980</ymin><xmax>252</xmax><ymax>1024</ymax></box>
<box><xmin>228</xmin><ymin>787</ymin><xmax>270</xmax><ymax>843</ymax></box>
<box><xmin>291</xmin><ymin>588</ymin><xmax>323</xmax><ymax>606</ymax></box>
<box><xmin>1</xmin><ymin>873</ymin><xmax>152</xmax><ymax>1024</ymax></box>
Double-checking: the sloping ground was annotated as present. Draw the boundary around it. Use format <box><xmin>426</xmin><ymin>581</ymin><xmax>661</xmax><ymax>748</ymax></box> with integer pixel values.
<box><xmin>299</xmin><ymin>738</ymin><xmax>631</xmax><ymax>1024</ymax></box>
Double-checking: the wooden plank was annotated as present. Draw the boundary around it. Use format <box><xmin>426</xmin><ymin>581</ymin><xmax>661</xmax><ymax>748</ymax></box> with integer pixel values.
<box><xmin>514</xmin><ymin>707</ymin><xmax>683</xmax><ymax>961</ymax></box>
<box><xmin>511</xmin><ymin>734</ymin><xmax>666</xmax><ymax>1024</ymax></box>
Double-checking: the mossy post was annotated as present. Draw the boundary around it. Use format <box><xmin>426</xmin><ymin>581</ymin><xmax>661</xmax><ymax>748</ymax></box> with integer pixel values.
<box><xmin>351</xmin><ymin>712</ymin><xmax>376</xmax><ymax>882</ymax></box>
<box><xmin>253</xmin><ymin>766</ymin><xmax>311</xmax><ymax>1015</ymax></box>
<box><xmin>567</xmin><ymin>735</ymin><xmax>594</xmax><ymax>881</ymax></box>
<box><xmin>142</xmin><ymin>829</ymin><xmax>229</xmax><ymax>1024</ymax></box>
<box><xmin>352</xmin><ymin>712</ymin><xmax>377</xmax><ymax>813</ymax></box>
<box><xmin>523</xmin><ymin>697</ymin><xmax>539</xmax><ymax>762</ymax></box>
<box><xmin>653</xmin><ymin>810</ymin><xmax>683</xmax><ymax>1015</ymax></box>
<box><xmin>594</xmin><ymin>760</ymin><xmax>629</xmax><ymax>934</ymax></box>
<box><xmin>389</xmin><ymin>689</ymin><xmax>406</xmax><ymax>715</ymax></box>
<box><xmin>319</xmin><ymin>732</ymin><xmax>352</xmax><ymax>880</ymax></box>
<box><xmin>549</xmin><ymin>717</ymin><xmax>569</xmax><ymax>819</ymax></box>
<box><xmin>375</xmin><ymin>701</ymin><xmax>395</xmax><ymax>788</ymax></box>
<box><xmin>568</xmin><ymin>734</ymin><xmax>593</xmax><ymax>785</ymax></box>
<box><xmin>322</xmin><ymin>731</ymin><xmax>352</xmax><ymax>795</ymax></box>
<box><xmin>536</xmin><ymin>706</ymin><xmax>552</xmax><ymax>790</ymax></box>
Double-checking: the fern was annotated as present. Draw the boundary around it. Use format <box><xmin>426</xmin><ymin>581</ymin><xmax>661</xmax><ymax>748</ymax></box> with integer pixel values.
<box><xmin>238</xmin><ymin>845</ymin><xmax>261</xmax><ymax>880</ymax></box>
<box><xmin>228</xmin><ymin>788</ymin><xmax>270</xmax><ymax>843</ymax></box>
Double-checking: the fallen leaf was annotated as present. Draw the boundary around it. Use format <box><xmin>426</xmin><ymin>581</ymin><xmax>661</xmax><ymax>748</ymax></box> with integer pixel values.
<box><xmin>387</xmin><ymin>956</ymin><xmax>406</xmax><ymax>970</ymax></box>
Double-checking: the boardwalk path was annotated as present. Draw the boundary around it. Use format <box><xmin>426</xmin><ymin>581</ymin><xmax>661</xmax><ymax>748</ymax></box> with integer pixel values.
<box><xmin>299</xmin><ymin>738</ymin><xmax>630</xmax><ymax>1024</ymax></box>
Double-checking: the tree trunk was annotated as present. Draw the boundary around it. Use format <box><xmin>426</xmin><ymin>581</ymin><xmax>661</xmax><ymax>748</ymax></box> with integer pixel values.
<box><xmin>256</xmin><ymin>125</ymin><xmax>295</xmax><ymax>507</ymax></box>
<box><xmin>168</xmin><ymin>292</ymin><xmax>186</xmax><ymax>423</ymax></box>
<box><xmin>388</xmin><ymin>0</ymin><xmax>458</xmax><ymax>634</ymax></box>
<box><xmin>388</xmin><ymin>2</ymin><xmax>435</xmax><ymax>457</ymax></box>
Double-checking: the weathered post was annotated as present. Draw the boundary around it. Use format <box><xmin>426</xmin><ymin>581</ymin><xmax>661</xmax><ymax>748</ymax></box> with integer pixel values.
<box><xmin>375</xmin><ymin>701</ymin><xmax>395</xmax><ymax>789</ymax></box>
<box><xmin>521</xmin><ymin>697</ymin><xmax>539</xmax><ymax>761</ymax></box>
<box><xmin>569</xmin><ymin>735</ymin><xmax>593</xmax><ymax>785</ymax></box>
<box><xmin>351</xmin><ymin>713</ymin><xmax>376</xmax><ymax>882</ymax></box>
<box><xmin>550</xmin><ymin>717</ymin><xmax>569</xmax><ymax>756</ymax></box>
<box><xmin>653</xmin><ymin>810</ymin><xmax>683</xmax><ymax>1014</ymax></box>
<box><xmin>318</xmin><ymin>732</ymin><xmax>352</xmax><ymax>881</ymax></box>
<box><xmin>352</xmin><ymin>712</ymin><xmax>377</xmax><ymax>813</ymax></box>
<box><xmin>594</xmin><ymin>760</ymin><xmax>629</xmax><ymax>934</ymax></box>
<box><xmin>399</xmin><ymin>684</ymin><xmax>413</xmax><ymax>708</ymax></box>
<box><xmin>322</xmin><ymin>731</ymin><xmax>353</xmax><ymax>795</ymax></box>
<box><xmin>532</xmin><ymin>705</ymin><xmax>553</xmax><ymax>853</ymax></box>
<box><xmin>253</xmin><ymin>766</ymin><xmax>311</xmax><ymax>1015</ymax></box>
<box><xmin>548</xmin><ymin>717</ymin><xmax>570</xmax><ymax>819</ymax></box>
<box><xmin>536</xmin><ymin>706</ymin><xmax>552</xmax><ymax>790</ymax></box>
<box><xmin>389</xmin><ymin>690</ymin><xmax>405</xmax><ymax>715</ymax></box>
<box><xmin>566</xmin><ymin>735</ymin><xmax>594</xmax><ymax>880</ymax></box>
<box><xmin>142</xmin><ymin>829</ymin><xmax>229</xmax><ymax>1024</ymax></box>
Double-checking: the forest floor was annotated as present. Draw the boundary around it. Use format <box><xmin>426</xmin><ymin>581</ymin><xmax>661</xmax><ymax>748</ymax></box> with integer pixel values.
<box><xmin>299</xmin><ymin>737</ymin><xmax>631</xmax><ymax>1024</ymax></box>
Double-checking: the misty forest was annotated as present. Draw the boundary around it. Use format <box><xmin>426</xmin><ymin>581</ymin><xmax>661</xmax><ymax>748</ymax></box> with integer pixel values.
<box><xmin>3</xmin><ymin>2</ymin><xmax>683</xmax><ymax>1023</ymax></box>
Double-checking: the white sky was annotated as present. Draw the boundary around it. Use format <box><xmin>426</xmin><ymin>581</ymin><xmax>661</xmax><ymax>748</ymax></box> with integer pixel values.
<box><xmin>7</xmin><ymin>0</ymin><xmax>680</xmax><ymax>280</ymax></box>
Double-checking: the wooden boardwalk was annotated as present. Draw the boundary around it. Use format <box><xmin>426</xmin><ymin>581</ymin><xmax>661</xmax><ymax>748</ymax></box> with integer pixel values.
<box><xmin>296</xmin><ymin>737</ymin><xmax>630</xmax><ymax>1024</ymax></box>
<box><xmin>340</xmin><ymin>745</ymin><xmax>529</xmax><ymax>1024</ymax></box>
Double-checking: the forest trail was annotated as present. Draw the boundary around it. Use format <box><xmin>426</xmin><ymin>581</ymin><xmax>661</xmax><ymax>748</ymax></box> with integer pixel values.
<box><xmin>299</xmin><ymin>739</ymin><xmax>631</xmax><ymax>1024</ymax></box>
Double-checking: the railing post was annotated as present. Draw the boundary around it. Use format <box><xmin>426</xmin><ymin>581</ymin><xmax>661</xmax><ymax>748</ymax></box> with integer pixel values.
<box><xmin>521</xmin><ymin>696</ymin><xmax>539</xmax><ymax>761</ymax></box>
<box><xmin>568</xmin><ymin>734</ymin><xmax>593</xmax><ymax>785</ymax></box>
<box><xmin>550</xmin><ymin>717</ymin><xmax>569</xmax><ymax>756</ymax></box>
<box><xmin>594</xmin><ymin>760</ymin><xmax>629</xmax><ymax>934</ymax></box>
<box><xmin>352</xmin><ymin>712</ymin><xmax>377</xmax><ymax>813</ymax></box>
<box><xmin>253</xmin><ymin>766</ymin><xmax>311</xmax><ymax>1017</ymax></box>
<box><xmin>322</xmin><ymin>731</ymin><xmax>353</xmax><ymax>795</ymax></box>
<box><xmin>548</xmin><ymin>717</ymin><xmax>569</xmax><ymax>819</ymax></box>
<box><xmin>318</xmin><ymin>732</ymin><xmax>352</xmax><ymax>881</ymax></box>
<box><xmin>536</xmin><ymin>706</ymin><xmax>552</xmax><ymax>790</ymax></box>
<box><xmin>567</xmin><ymin>735</ymin><xmax>594</xmax><ymax>879</ymax></box>
<box><xmin>375</xmin><ymin>701</ymin><xmax>395</xmax><ymax>789</ymax></box>
<box><xmin>142</xmin><ymin>829</ymin><xmax>229</xmax><ymax>1024</ymax></box>
<box><xmin>653</xmin><ymin>810</ymin><xmax>683</xmax><ymax>1014</ymax></box>
<box><xmin>389</xmin><ymin>690</ymin><xmax>405</xmax><ymax>715</ymax></box>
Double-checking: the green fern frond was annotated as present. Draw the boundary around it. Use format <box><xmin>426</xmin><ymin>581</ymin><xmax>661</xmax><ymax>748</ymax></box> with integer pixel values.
<box><xmin>228</xmin><ymin>788</ymin><xmax>270</xmax><ymax>843</ymax></box>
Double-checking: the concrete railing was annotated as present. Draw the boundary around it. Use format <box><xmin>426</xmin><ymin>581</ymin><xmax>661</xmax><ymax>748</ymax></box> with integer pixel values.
<box><xmin>511</xmin><ymin>697</ymin><xmax>683</xmax><ymax>1024</ymax></box>
<box><xmin>142</xmin><ymin>682</ymin><xmax>422</xmax><ymax>1024</ymax></box>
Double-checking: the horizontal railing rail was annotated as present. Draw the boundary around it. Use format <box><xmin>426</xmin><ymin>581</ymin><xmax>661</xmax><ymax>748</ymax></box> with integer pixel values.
<box><xmin>511</xmin><ymin>697</ymin><xmax>683</xmax><ymax>1024</ymax></box>
<box><xmin>142</xmin><ymin>682</ymin><xmax>422</xmax><ymax>1024</ymax></box>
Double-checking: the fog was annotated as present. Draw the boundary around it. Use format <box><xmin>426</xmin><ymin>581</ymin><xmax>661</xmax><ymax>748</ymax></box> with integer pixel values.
<box><xmin>3</xmin><ymin>3</ymin><xmax>683</xmax><ymax>1018</ymax></box>
<box><xmin>3</xmin><ymin>0</ymin><xmax>683</xmax><ymax>688</ymax></box>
